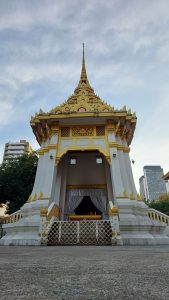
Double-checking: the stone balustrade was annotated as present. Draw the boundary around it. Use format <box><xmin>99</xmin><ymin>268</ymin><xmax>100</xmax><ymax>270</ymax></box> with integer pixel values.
<box><xmin>3</xmin><ymin>211</ymin><xmax>22</xmax><ymax>224</ymax></box>
<box><xmin>148</xmin><ymin>208</ymin><xmax>169</xmax><ymax>225</ymax></box>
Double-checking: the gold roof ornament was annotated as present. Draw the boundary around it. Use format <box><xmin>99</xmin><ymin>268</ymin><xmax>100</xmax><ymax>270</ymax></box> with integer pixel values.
<box><xmin>30</xmin><ymin>45</ymin><xmax>137</xmax><ymax>146</ymax></box>
<box><xmin>50</xmin><ymin>43</ymin><xmax>114</xmax><ymax>114</ymax></box>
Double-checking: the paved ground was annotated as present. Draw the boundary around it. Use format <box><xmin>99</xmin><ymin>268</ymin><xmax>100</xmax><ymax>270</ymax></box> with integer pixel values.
<box><xmin>0</xmin><ymin>246</ymin><xmax>169</xmax><ymax>300</ymax></box>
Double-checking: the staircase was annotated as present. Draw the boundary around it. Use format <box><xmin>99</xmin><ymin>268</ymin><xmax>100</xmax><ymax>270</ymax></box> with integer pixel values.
<box><xmin>47</xmin><ymin>220</ymin><xmax>112</xmax><ymax>245</ymax></box>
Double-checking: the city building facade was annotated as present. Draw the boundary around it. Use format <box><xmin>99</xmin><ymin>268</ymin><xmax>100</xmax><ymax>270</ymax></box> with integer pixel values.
<box><xmin>139</xmin><ymin>166</ymin><xmax>167</xmax><ymax>201</ymax></box>
<box><xmin>2</xmin><ymin>140</ymin><xmax>33</xmax><ymax>164</ymax></box>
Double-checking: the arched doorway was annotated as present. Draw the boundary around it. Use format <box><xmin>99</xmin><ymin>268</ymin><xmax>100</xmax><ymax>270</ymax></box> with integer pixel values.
<box><xmin>74</xmin><ymin>196</ymin><xmax>102</xmax><ymax>215</ymax></box>
<box><xmin>57</xmin><ymin>150</ymin><xmax>113</xmax><ymax>221</ymax></box>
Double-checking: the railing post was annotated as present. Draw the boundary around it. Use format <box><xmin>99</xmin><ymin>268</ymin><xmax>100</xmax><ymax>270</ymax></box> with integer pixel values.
<box><xmin>59</xmin><ymin>222</ymin><xmax>62</xmax><ymax>242</ymax></box>
<box><xmin>96</xmin><ymin>221</ymin><xmax>98</xmax><ymax>240</ymax></box>
<box><xmin>77</xmin><ymin>221</ymin><xmax>80</xmax><ymax>244</ymax></box>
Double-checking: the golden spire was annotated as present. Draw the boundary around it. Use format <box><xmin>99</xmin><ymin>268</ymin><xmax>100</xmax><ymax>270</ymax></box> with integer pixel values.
<box><xmin>46</xmin><ymin>44</ymin><xmax>116</xmax><ymax>116</ymax></box>
<box><xmin>80</xmin><ymin>43</ymin><xmax>87</xmax><ymax>82</ymax></box>
<box><xmin>74</xmin><ymin>43</ymin><xmax>94</xmax><ymax>93</ymax></box>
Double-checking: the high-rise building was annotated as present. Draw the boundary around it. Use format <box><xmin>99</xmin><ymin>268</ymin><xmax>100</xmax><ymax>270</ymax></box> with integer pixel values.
<box><xmin>139</xmin><ymin>166</ymin><xmax>167</xmax><ymax>201</ymax></box>
<box><xmin>2</xmin><ymin>140</ymin><xmax>33</xmax><ymax>164</ymax></box>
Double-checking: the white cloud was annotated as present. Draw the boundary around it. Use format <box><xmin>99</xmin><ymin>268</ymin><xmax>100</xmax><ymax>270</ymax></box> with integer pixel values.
<box><xmin>0</xmin><ymin>101</ymin><xmax>14</xmax><ymax>126</ymax></box>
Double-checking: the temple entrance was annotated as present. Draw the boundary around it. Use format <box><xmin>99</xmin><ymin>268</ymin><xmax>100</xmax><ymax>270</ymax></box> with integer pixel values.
<box><xmin>74</xmin><ymin>196</ymin><xmax>102</xmax><ymax>215</ymax></box>
<box><xmin>58</xmin><ymin>151</ymin><xmax>112</xmax><ymax>221</ymax></box>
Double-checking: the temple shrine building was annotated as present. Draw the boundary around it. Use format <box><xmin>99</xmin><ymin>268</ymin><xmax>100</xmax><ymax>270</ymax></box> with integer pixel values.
<box><xmin>1</xmin><ymin>45</ymin><xmax>169</xmax><ymax>246</ymax></box>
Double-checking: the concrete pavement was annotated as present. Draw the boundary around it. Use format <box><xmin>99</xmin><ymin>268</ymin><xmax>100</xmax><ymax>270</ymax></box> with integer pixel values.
<box><xmin>0</xmin><ymin>246</ymin><xmax>169</xmax><ymax>299</ymax></box>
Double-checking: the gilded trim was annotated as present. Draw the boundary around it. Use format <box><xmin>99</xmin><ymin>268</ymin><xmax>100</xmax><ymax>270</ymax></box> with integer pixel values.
<box><xmin>69</xmin><ymin>215</ymin><xmax>102</xmax><ymax>220</ymax></box>
<box><xmin>130</xmin><ymin>192</ymin><xmax>136</xmax><ymax>200</ymax></box>
<box><xmin>48</xmin><ymin>144</ymin><xmax>57</xmax><ymax>150</ymax></box>
<box><xmin>66</xmin><ymin>184</ymin><xmax>106</xmax><ymax>190</ymax></box>
<box><xmin>37</xmin><ymin>144</ymin><xmax>58</xmax><ymax>155</ymax></box>
<box><xmin>40</xmin><ymin>208</ymin><xmax>48</xmax><ymax>217</ymax></box>
<box><xmin>30</xmin><ymin>192</ymin><xmax>50</xmax><ymax>202</ymax></box>
<box><xmin>108</xmin><ymin>206</ymin><xmax>119</xmax><ymax>216</ymax></box>
<box><xmin>47</xmin><ymin>206</ymin><xmax>59</xmax><ymax>221</ymax></box>
<box><xmin>109</xmin><ymin>143</ymin><xmax>130</xmax><ymax>153</ymax></box>
<box><xmin>109</xmin><ymin>142</ymin><xmax>118</xmax><ymax>148</ymax></box>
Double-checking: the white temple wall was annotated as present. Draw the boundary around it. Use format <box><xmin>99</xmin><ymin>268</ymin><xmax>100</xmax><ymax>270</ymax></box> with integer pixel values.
<box><xmin>66</xmin><ymin>152</ymin><xmax>106</xmax><ymax>186</ymax></box>
<box><xmin>107</xmin><ymin>131</ymin><xmax>116</xmax><ymax>143</ymax></box>
<box><xmin>50</xmin><ymin>133</ymin><xmax>58</xmax><ymax>145</ymax></box>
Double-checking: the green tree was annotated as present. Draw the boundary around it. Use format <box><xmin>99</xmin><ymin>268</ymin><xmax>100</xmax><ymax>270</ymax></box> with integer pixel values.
<box><xmin>0</xmin><ymin>153</ymin><xmax>38</xmax><ymax>214</ymax></box>
<box><xmin>149</xmin><ymin>193</ymin><xmax>169</xmax><ymax>216</ymax></box>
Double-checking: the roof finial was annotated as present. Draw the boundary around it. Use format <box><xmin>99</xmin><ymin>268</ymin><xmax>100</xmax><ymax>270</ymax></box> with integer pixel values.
<box><xmin>80</xmin><ymin>42</ymin><xmax>87</xmax><ymax>82</ymax></box>
<box><xmin>83</xmin><ymin>42</ymin><xmax>85</xmax><ymax>64</ymax></box>
<box><xmin>74</xmin><ymin>43</ymin><xmax>94</xmax><ymax>93</ymax></box>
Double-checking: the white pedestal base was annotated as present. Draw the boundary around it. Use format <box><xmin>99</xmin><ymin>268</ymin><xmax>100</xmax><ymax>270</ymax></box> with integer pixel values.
<box><xmin>0</xmin><ymin>200</ymin><xmax>49</xmax><ymax>246</ymax></box>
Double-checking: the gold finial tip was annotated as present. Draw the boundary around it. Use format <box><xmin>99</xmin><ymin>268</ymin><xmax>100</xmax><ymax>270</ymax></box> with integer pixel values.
<box><xmin>79</xmin><ymin>42</ymin><xmax>87</xmax><ymax>81</ymax></box>
<box><xmin>82</xmin><ymin>43</ymin><xmax>85</xmax><ymax>61</ymax></box>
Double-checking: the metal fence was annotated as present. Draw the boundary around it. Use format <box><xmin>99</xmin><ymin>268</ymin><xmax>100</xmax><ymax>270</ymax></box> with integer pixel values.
<box><xmin>47</xmin><ymin>220</ymin><xmax>113</xmax><ymax>245</ymax></box>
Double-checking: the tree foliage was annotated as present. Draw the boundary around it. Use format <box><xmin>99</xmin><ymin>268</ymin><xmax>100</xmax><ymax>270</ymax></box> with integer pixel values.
<box><xmin>149</xmin><ymin>193</ymin><xmax>169</xmax><ymax>216</ymax></box>
<box><xmin>0</xmin><ymin>153</ymin><xmax>38</xmax><ymax>214</ymax></box>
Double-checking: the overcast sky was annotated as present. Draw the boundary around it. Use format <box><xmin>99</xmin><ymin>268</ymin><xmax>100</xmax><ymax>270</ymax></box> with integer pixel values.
<box><xmin>0</xmin><ymin>0</ymin><xmax>169</xmax><ymax>190</ymax></box>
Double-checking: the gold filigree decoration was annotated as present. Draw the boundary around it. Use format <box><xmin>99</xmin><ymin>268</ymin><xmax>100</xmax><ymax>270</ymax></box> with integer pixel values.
<box><xmin>72</xmin><ymin>127</ymin><xmax>94</xmax><ymax>136</ymax></box>
<box><xmin>61</xmin><ymin>127</ymin><xmax>70</xmax><ymax>137</ymax></box>
<box><xmin>96</xmin><ymin>126</ymin><xmax>105</xmax><ymax>136</ymax></box>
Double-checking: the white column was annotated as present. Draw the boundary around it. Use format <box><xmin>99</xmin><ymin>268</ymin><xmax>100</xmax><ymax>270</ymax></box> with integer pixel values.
<box><xmin>53</xmin><ymin>162</ymin><xmax>62</xmax><ymax>207</ymax></box>
<box><xmin>104</xmin><ymin>160</ymin><xmax>114</xmax><ymax>203</ymax></box>
<box><xmin>122</xmin><ymin>139</ymin><xmax>137</xmax><ymax>198</ymax></box>
<box><xmin>116</xmin><ymin>136</ymin><xmax>130</xmax><ymax>197</ymax></box>
<box><xmin>30</xmin><ymin>133</ymin><xmax>59</xmax><ymax>217</ymax></box>
<box><xmin>107</xmin><ymin>131</ymin><xmax>124</xmax><ymax>199</ymax></box>
<box><xmin>59</xmin><ymin>156</ymin><xmax>68</xmax><ymax>220</ymax></box>
<box><xmin>50</xmin><ymin>166</ymin><xmax>57</xmax><ymax>205</ymax></box>
<box><xmin>108</xmin><ymin>133</ymin><xmax>136</xmax><ymax>220</ymax></box>
<box><xmin>39</xmin><ymin>134</ymin><xmax>58</xmax><ymax>199</ymax></box>
<box><xmin>109</xmin><ymin>147</ymin><xmax>125</xmax><ymax>198</ymax></box>
<box><xmin>36</xmin><ymin>138</ymin><xmax>50</xmax><ymax>197</ymax></box>
<box><xmin>30</xmin><ymin>140</ymin><xmax>46</xmax><ymax>198</ymax></box>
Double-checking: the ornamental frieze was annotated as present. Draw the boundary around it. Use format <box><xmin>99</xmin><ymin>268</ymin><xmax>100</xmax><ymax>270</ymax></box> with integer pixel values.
<box><xmin>72</xmin><ymin>127</ymin><xmax>94</xmax><ymax>136</ymax></box>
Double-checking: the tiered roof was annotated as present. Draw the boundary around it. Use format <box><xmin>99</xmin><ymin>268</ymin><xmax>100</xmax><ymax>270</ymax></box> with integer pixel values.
<box><xmin>30</xmin><ymin>44</ymin><xmax>137</xmax><ymax>145</ymax></box>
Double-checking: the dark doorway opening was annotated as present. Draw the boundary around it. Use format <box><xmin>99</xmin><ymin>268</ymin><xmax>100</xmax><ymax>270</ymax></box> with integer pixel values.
<box><xmin>74</xmin><ymin>196</ymin><xmax>101</xmax><ymax>215</ymax></box>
